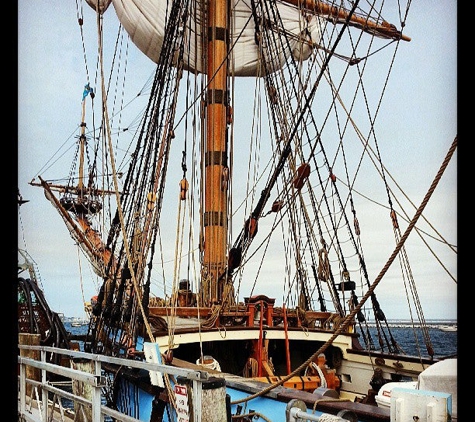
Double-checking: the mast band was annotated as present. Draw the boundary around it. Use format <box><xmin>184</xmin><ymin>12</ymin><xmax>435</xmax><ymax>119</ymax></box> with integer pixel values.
<box><xmin>207</xmin><ymin>89</ymin><xmax>227</xmax><ymax>105</ymax></box>
<box><xmin>208</xmin><ymin>27</ymin><xmax>228</xmax><ymax>42</ymax></box>
<box><xmin>205</xmin><ymin>151</ymin><xmax>227</xmax><ymax>167</ymax></box>
<box><xmin>204</xmin><ymin>211</ymin><xmax>225</xmax><ymax>227</ymax></box>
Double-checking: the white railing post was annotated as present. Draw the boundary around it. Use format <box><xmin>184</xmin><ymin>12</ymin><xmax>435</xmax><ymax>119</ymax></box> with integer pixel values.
<box><xmin>41</xmin><ymin>350</ymin><xmax>48</xmax><ymax>421</ymax></box>
<box><xmin>19</xmin><ymin>360</ymin><xmax>26</xmax><ymax>416</ymax></box>
<box><xmin>92</xmin><ymin>359</ymin><xmax>103</xmax><ymax>421</ymax></box>
<box><xmin>192</xmin><ymin>379</ymin><xmax>202</xmax><ymax>422</ymax></box>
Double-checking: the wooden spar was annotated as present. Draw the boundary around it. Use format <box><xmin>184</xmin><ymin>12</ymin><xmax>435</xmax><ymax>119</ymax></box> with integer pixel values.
<box><xmin>29</xmin><ymin>90</ymin><xmax>117</xmax><ymax>198</ymax></box>
<box><xmin>203</xmin><ymin>0</ymin><xmax>229</xmax><ymax>305</ymax></box>
<box><xmin>29</xmin><ymin>180</ymin><xmax>118</xmax><ymax>196</ymax></box>
<box><xmin>280</xmin><ymin>0</ymin><xmax>411</xmax><ymax>42</ymax></box>
<box><xmin>36</xmin><ymin>176</ymin><xmax>117</xmax><ymax>278</ymax></box>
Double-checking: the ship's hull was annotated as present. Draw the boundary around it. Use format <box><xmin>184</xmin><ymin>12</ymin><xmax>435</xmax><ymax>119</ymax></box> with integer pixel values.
<box><xmin>113</xmin><ymin>373</ymin><xmax>393</xmax><ymax>422</ymax></box>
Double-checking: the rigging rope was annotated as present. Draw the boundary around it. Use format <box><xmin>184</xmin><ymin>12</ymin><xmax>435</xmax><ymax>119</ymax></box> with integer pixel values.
<box><xmin>231</xmin><ymin>135</ymin><xmax>457</xmax><ymax>404</ymax></box>
<box><xmin>94</xmin><ymin>5</ymin><xmax>155</xmax><ymax>344</ymax></box>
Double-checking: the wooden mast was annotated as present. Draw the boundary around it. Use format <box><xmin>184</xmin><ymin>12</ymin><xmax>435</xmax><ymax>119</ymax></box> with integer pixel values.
<box><xmin>198</xmin><ymin>0</ymin><xmax>408</xmax><ymax>307</ymax></box>
<box><xmin>29</xmin><ymin>86</ymin><xmax>115</xmax><ymax>277</ymax></box>
<box><xmin>77</xmin><ymin>96</ymin><xmax>87</xmax><ymax>196</ymax></box>
<box><xmin>202</xmin><ymin>0</ymin><xmax>229</xmax><ymax>306</ymax></box>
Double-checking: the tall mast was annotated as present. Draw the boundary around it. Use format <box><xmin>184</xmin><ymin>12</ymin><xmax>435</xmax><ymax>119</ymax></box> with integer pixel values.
<box><xmin>77</xmin><ymin>93</ymin><xmax>88</xmax><ymax>196</ymax></box>
<box><xmin>202</xmin><ymin>0</ymin><xmax>229</xmax><ymax>305</ymax></box>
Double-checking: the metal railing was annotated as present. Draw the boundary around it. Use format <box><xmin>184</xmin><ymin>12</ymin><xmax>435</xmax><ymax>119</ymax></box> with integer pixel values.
<box><xmin>286</xmin><ymin>399</ymin><xmax>357</xmax><ymax>422</ymax></box>
<box><xmin>18</xmin><ymin>344</ymin><xmax>211</xmax><ymax>422</ymax></box>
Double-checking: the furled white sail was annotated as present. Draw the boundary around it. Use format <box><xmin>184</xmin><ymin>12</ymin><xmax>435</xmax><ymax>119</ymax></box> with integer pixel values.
<box><xmin>111</xmin><ymin>0</ymin><xmax>323</xmax><ymax>76</ymax></box>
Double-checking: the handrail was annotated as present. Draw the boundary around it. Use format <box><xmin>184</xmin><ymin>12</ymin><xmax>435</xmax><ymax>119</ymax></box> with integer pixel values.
<box><xmin>18</xmin><ymin>344</ymin><xmax>210</xmax><ymax>422</ymax></box>
<box><xmin>18</xmin><ymin>344</ymin><xmax>209</xmax><ymax>381</ymax></box>
<box><xmin>286</xmin><ymin>399</ymin><xmax>352</xmax><ymax>422</ymax></box>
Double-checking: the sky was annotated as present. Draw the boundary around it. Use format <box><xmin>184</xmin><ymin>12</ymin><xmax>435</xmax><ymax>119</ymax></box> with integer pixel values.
<box><xmin>18</xmin><ymin>1</ymin><xmax>457</xmax><ymax>319</ymax></box>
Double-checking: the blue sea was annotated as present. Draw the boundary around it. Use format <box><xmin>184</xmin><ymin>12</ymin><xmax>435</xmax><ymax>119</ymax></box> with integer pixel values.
<box><xmin>356</xmin><ymin>324</ymin><xmax>457</xmax><ymax>358</ymax></box>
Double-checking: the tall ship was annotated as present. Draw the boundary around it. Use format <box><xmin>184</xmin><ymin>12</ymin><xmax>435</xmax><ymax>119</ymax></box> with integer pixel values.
<box><xmin>21</xmin><ymin>0</ymin><xmax>457</xmax><ymax>420</ymax></box>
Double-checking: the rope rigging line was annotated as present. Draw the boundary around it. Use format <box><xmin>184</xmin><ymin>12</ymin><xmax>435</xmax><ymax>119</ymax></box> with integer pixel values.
<box><xmin>294</xmin><ymin>7</ymin><xmax>416</xmax><ymax>344</ymax></box>
<box><xmin>93</xmin><ymin>6</ymin><xmax>156</xmax><ymax>344</ymax></box>
<box><xmin>229</xmin><ymin>0</ymin><xmax>382</xmax><ymax>296</ymax></box>
<box><xmin>231</xmin><ymin>135</ymin><xmax>457</xmax><ymax>405</ymax></box>
<box><xmin>318</xmin><ymin>74</ymin><xmax>457</xmax><ymax>288</ymax></box>
<box><xmin>86</xmin><ymin>2</ymin><xmax>190</xmax><ymax>410</ymax></box>
<box><xmin>228</xmin><ymin>0</ymin><xmax>365</xmax><ymax>284</ymax></box>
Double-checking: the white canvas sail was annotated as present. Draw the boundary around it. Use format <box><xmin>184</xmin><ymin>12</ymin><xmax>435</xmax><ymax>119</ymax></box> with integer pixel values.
<box><xmin>111</xmin><ymin>0</ymin><xmax>322</xmax><ymax>75</ymax></box>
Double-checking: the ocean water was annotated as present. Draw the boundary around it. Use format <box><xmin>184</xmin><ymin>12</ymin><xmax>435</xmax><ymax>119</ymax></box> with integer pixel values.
<box><xmin>356</xmin><ymin>325</ymin><xmax>457</xmax><ymax>358</ymax></box>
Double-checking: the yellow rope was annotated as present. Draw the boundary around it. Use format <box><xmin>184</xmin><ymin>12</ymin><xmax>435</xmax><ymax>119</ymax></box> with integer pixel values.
<box><xmin>167</xmin><ymin>186</ymin><xmax>187</xmax><ymax>351</ymax></box>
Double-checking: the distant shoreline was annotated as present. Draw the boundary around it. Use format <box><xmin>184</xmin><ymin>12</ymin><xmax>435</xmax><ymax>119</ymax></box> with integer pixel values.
<box><xmin>361</xmin><ymin>320</ymin><xmax>457</xmax><ymax>329</ymax></box>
